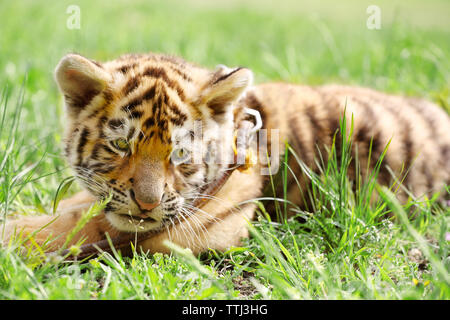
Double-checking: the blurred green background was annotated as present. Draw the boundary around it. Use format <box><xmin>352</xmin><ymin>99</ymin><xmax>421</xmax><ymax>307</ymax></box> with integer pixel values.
<box><xmin>1</xmin><ymin>0</ymin><xmax>449</xmax><ymax>89</ymax></box>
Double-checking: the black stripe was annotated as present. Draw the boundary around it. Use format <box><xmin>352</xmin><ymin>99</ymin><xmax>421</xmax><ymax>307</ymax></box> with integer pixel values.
<box><xmin>104</xmin><ymin>202</ymin><xmax>115</xmax><ymax>212</ymax></box>
<box><xmin>75</xmin><ymin>165</ymin><xmax>90</xmax><ymax>180</ymax></box>
<box><xmin>402</xmin><ymin>122</ymin><xmax>414</xmax><ymax>185</ymax></box>
<box><xmin>441</xmin><ymin>145</ymin><xmax>450</xmax><ymax>165</ymax></box>
<box><xmin>421</xmin><ymin>162</ymin><xmax>434</xmax><ymax>192</ymax></box>
<box><xmin>350</xmin><ymin>96</ymin><xmax>391</xmax><ymax>185</ymax></box>
<box><xmin>120</xmin><ymin>85</ymin><xmax>157</xmax><ymax>113</ymax></box>
<box><xmin>142</xmin><ymin>85</ymin><xmax>156</xmax><ymax>101</ymax></box>
<box><xmin>77</xmin><ymin>128</ymin><xmax>90</xmax><ymax>166</ymax></box>
<box><xmin>367</xmin><ymin>96</ymin><xmax>413</xmax><ymax>185</ymax></box>
<box><xmin>127</xmin><ymin>127</ymin><xmax>136</xmax><ymax>141</ymax></box>
<box><xmin>143</xmin><ymin>117</ymin><xmax>155</xmax><ymax>129</ymax></box>
<box><xmin>94</xmin><ymin>166</ymin><xmax>115</xmax><ymax>174</ymax></box>
<box><xmin>87</xmin><ymin>108</ymin><xmax>101</xmax><ymax>119</ymax></box>
<box><xmin>350</xmin><ymin>97</ymin><xmax>384</xmax><ymax>158</ymax></box>
<box><xmin>164</xmin><ymin>94</ymin><xmax>186</xmax><ymax>119</ymax></box>
<box><xmin>406</xmin><ymin>98</ymin><xmax>438</xmax><ymax>139</ymax></box>
<box><xmin>128</xmin><ymin>111</ymin><xmax>143</xmax><ymax>119</ymax></box>
<box><xmin>97</xmin><ymin>115</ymin><xmax>108</xmax><ymax>129</ymax></box>
<box><xmin>97</xmin><ymin>115</ymin><xmax>108</xmax><ymax>139</ymax></box>
<box><xmin>152</xmin><ymin>95</ymin><xmax>162</xmax><ymax>122</ymax></box>
<box><xmin>160</xmin><ymin>119</ymin><xmax>168</xmax><ymax>130</ymax></box>
<box><xmin>90</xmin><ymin>142</ymin><xmax>102</xmax><ymax>160</ymax></box>
<box><xmin>117</xmin><ymin>63</ymin><xmax>137</xmax><ymax>74</ymax></box>
<box><xmin>169</xmin><ymin>115</ymin><xmax>186</xmax><ymax>126</ymax></box>
<box><xmin>103</xmin><ymin>88</ymin><xmax>114</xmax><ymax>105</ymax></box>
<box><xmin>169</xmin><ymin>65</ymin><xmax>193</xmax><ymax>82</ymax></box>
<box><xmin>122</xmin><ymin>77</ymin><xmax>139</xmax><ymax>95</ymax></box>
<box><xmin>64</xmin><ymin>128</ymin><xmax>78</xmax><ymax>159</ymax></box>
<box><xmin>213</xmin><ymin>67</ymin><xmax>243</xmax><ymax>85</ymax></box>
<box><xmin>157</xmin><ymin>130</ymin><xmax>166</xmax><ymax>142</ymax></box>
<box><xmin>89</xmin><ymin>58</ymin><xmax>103</xmax><ymax>68</ymax></box>
<box><xmin>112</xmin><ymin>186</ymin><xmax>128</xmax><ymax>198</ymax></box>
<box><xmin>203</xmin><ymin>162</ymin><xmax>209</xmax><ymax>185</ymax></box>
<box><xmin>65</xmin><ymin>87</ymin><xmax>100</xmax><ymax>110</ymax></box>
<box><xmin>88</xmin><ymin>162</ymin><xmax>108</xmax><ymax>170</ymax></box>
<box><xmin>161</xmin><ymin>94</ymin><xmax>187</xmax><ymax>125</ymax></box>
<box><xmin>179</xmin><ymin>164</ymin><xmax>200</xmax><ymax>177</ymax></box>
<box><xmin>142</xmin><ymin>67</ymin><xmax>186</xmax><ymax>101</ymax></box>
<box><xmin>121</xmin><ymin>96</ymin><xmax>143</xmax><ymax>112</ymax></box>
<box><xmin>138</xmin><ymin>131</ymin><xmax>146</xmax><ymax>142</ymax></box>
<box><xmin>64</xmin><ymin>143</ymin><xmax>71</xmax><ymax>159</ymax></box>
<box><xmin>305</xmin><ymin>105</ymin><xmax>323</xmax><ymax>147</ymax></box>
<box><xmin>244</xmin><ymin>92</ymin><xmax>266</xmax><ymax>124</ymax></box>
<box><xmin>288</xmin><ymin>117</ymin><xmax>312</xmax><ymax>166</ymax></box>
<box><xmin>102</xmin><ymin>144</ymin><xmax>116</xmax><ymax>155</ymax></box>
<box><xmin>157</xmin><ymin>55</ymin><xmax>187</xmax><ymax>70</ymax></box>
<box><xmin>168</xmin><ymin>101</ymin><xmax>188</xmax><ymax>125</ymax></box>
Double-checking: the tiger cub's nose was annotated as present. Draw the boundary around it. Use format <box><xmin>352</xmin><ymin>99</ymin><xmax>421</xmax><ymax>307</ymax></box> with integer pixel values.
<box><xmin>135</xmin><ymin>197</ymin><xmax>160</xmax><ymax>211</ymax></box>
<box><xmin>130</xmin><ymin>189</ymin><xmax>161</xmax><ymax>211</ymax></box>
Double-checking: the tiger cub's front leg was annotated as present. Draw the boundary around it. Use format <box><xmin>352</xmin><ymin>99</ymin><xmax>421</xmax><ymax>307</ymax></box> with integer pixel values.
<box><xmin>3</xmin><ymin>190</ymin><xmax>118</xmax><ymax>251</ymax></box>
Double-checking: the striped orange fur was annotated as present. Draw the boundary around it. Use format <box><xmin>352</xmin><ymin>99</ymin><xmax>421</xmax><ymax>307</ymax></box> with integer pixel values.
<box><xmin>4</xmin><ymin>53</ymin><xmax>449</xmax><ymax>255</ymax></box>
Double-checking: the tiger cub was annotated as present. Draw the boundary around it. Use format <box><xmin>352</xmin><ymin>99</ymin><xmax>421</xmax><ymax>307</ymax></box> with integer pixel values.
<box><xmin>3</xmin><ymin>53</ymin><xmax>449</xmax><ymax>255</ymax></box>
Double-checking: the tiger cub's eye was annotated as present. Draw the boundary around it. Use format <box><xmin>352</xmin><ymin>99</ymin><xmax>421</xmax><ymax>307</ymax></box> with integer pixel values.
<box><xmin>170</xmin><ymin>147</ymin><xmax>190</xmax><ymax>165</ymax></box>
<box><xmin>112</xmin><ymin>138</ymin><xmax>130</xmax><ymax>152</ymax></box>
<box><xmin>175</xmin><ymin>148</ymin><xmax>186</xmax><ymax>158</ymax></box>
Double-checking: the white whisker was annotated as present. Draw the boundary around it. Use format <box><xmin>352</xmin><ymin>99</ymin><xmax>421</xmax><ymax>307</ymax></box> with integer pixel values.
<box><xmin>181</xmin><ymin>207</ymin><xmax>210</xmax><ymax>248</ymax></box>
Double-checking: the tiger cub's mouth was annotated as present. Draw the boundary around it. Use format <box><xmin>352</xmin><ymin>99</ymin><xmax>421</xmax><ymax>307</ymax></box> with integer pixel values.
<box><xmin>104</xmin><ymin>189</ymin><xmax>187</xmax><ymax>233</ymax></box>
<box><xmin>117</xmin><ymin>213</ymin><xmax>157</xmax><ymax>223</ymax></box>
<box><xmin>106</xmin><ymin>210</ymin><xmax>168</xmax><ymax>233</ymax></box>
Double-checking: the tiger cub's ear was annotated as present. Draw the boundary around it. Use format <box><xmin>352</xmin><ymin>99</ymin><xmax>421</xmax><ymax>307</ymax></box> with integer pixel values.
<box><xmin>200</xmin><ymin>66</ymin><xmax>253</xmax><ymax>121</ymax></box>
<box><xmin>54</xmin><ymin>54</ymin><xmax>111</xmax><ymax>116</ymax></box>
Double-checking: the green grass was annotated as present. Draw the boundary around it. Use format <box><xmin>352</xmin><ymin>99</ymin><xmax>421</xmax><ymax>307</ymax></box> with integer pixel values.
<box><xmin>0</xmin><ymin>0</ymin><xmax>449</xmax><ymax>300</ymax></box>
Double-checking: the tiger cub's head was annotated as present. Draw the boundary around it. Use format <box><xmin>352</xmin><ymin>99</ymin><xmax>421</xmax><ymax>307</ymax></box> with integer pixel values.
<box><xmin>55</xmin><ymin>53</ymin><xmax>253</xmax><ymax>232</ymax></box>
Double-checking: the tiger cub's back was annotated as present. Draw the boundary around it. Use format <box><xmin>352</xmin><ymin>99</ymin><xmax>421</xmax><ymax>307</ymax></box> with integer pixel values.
<box><xmin>241</xmin><ymin>83</ymin><xmax>450</xmax><ymax>207</ymax></box>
